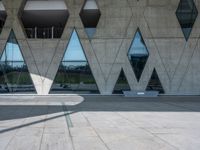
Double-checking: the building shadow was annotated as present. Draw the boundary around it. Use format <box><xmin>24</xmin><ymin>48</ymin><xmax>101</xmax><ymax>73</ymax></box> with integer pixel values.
<box><xmin>0</xmin><ymin>96</ymin><xmax>200</xmax><ymax>134</ymax></box>
<box><xmin>0</xmin><ymin>96</ymin><xmax>200</xmax><ymax>121</ymax></box>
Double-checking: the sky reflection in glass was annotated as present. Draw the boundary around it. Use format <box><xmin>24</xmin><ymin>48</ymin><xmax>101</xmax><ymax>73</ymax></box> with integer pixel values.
<box><xmin>128</xmin><ymin>29</ymin><xmax>149</xmax><ymax>81</ymax></box>
<box><xmin>128</xmin><ymin>30</ymin><xmax>149</xmax><ymax>57</ymax></box>
<box><xmin>1</xmin><ymin>33</ymin><xmax>23</xmax><ymax>62</ymax></box>
<box><xmin>63</xmin><ymin>30</ymin><xmax>86</xmax><ymax>61</ymax></box>
<box><xmin>0</xmin><ymin>30</ymin><xmax>36</xmax><ymax>93</ymax></box>
<box><xmin>50</xmin><ymin>29</ymin><xmax>99</xmax><ymax>94</ymax></box>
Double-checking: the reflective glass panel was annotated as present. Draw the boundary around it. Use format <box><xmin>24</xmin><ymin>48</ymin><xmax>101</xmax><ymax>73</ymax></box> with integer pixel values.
<box><xmin>113</xmin><ymin>70</ymin><xmax>130</xmax><ymax>94</ymax></box>
<box><xmin>146</xmin><ymin>69</ymin><xmax>164</xmax><ymax>94</ymax></box>
<box><xmin>85</xmin><ymin>28</ymin><xmax>96</xmax><ymax>39</ymax></box>
<box><xmin>50</xmin><ymin>29</ymin><xmax>99</xmax><ymax>94</ymax></box>
<box><xmin>0</xmin><ymin>30</ymin><xmax>36</xmax><ymax>93</ymax></box>
<box><xmin>176</xmin><ymin>0</ymin><xmax>198</xmax><ymax>41</ymax></box>
<box><xmin>128</xmin><ymin>29</ymin><xmax>149</xmax><ymax>82</ymax></box>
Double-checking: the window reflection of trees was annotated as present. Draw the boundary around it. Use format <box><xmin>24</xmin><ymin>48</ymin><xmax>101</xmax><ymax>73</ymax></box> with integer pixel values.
<box><xmin>51</xmin><ymin>61</ymin><xmax>99</xmax><ymax>94</ymax></box>
<box><xmin>0</xmin><ymin>31</ymin><xmax>36</xmax><ymax>94</ymax></box>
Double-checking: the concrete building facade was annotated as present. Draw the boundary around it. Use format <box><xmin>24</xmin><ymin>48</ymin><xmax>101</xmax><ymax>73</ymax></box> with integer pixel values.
<box><xmin>0</xmin><ymin>0</ymin><xmax>200</xmax><ymax>95</ymax></box>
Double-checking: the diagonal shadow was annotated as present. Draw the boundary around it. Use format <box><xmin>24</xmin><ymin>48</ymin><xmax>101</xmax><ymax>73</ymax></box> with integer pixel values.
<box><xmin>0</xmin><ymin>111</ymin><xmax>76</xmax><ymax>134</ymax></box>
<box><xmin>0</xmin><ymin>96</ymin><xmax>200</xmax><ymax>134</ymax></box>
<box><xmin>0</xmin><ymin>96</ymin><xmax>200</xmax><ymax>121</ymax></box>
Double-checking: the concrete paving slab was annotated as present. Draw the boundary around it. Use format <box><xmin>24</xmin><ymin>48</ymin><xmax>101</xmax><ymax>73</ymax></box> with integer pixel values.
<box><xmin>40</xmin><ymin>134</ymin><xmax>73</xmax><ymax>150</ymax></box>
<box><xmin>0</xmin><ymin>96</ymin><xmax>200</xmax><ymax>150</ymax></box>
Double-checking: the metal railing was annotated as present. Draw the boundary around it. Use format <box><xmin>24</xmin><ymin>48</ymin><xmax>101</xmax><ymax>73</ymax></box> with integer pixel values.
<box><xmin>25</xmin><ymin>27</ymin><xmax>63</xmax><ymax>39</ymax></box>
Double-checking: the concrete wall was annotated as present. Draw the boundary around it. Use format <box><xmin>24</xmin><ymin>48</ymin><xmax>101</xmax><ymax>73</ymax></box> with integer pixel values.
<box><xmin>0</xmin><ymin>0</ymin><xmax>200</xmax><ymax>95</ymax></box>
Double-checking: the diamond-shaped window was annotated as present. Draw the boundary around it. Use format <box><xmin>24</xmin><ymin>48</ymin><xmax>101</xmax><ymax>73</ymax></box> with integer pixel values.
<box><xmin>176</xmin><ymin>0</ymin><xmax>198</xmax><ymax>41</ymax></box>
<box><xmin>80</xmin><ymin>0</ymin><xmax>101</xmax><ymax>39</ymax></box>
<box><xmin>20</xmin><ymin>0</ymin><xmax>69</xmax><ymax>39</ymax></box>
<box><xmin>0</xmin><ymin>1</ymin><xmax>7</xmax><ymax>34</ymax></box>
<box><xmin>128</xmin><ymin>28</ymin><xmax>149</xmax><ymax>82</ymax></box>
<box><xmin>0</xmin><ymin>30</ymin><xmax>36</xmax><ymax>93</ymax></box>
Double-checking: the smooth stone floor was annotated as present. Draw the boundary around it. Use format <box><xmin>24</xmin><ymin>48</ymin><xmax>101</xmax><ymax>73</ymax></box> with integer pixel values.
<box><xmin>0</xmin><ymin>96</ymin><xmax>200</xmax><ymax>150</ymax></box>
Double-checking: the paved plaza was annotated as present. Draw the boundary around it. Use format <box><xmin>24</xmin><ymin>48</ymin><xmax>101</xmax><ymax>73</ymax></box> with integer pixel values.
<box><xmin>0</xmin><ymin>96</ymin><xmax>200</xmax><ymax>150</ymax></box>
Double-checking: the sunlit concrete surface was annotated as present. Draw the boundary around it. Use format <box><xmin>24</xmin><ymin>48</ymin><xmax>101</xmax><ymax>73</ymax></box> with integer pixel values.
<box><xmin>0</xmin><ymin>96</ymin><xmax>200</xmax><ymax>150</ymax></box>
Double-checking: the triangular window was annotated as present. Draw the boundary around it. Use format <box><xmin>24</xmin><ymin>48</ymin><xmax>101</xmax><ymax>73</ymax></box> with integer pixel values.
<box><xmin>113</xmin><ymin>69</ymin><xmax>130</xmax><ymax>94</ymax></box>
<box><xmin>0</xmin><ymin>30</ymin><xmax>36</xmax><ymax>93</ymax></box>
<box><xmin>146</xmin><ymin>69</ymin><xmax>164</xmax><ymax>94</ymax></box>
<box><xmin>50</xmin><ymin>29</ymin><xmax>99</xmax><ymax>94</ymax></box>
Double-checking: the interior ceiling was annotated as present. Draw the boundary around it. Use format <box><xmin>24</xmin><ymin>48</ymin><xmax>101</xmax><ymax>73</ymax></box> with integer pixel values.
<box><xmin>21</xmin><ymin>10</ymin><xmax>69</xmax><ymax>27</ymax></box>
<box><xmin>24</xmin><ymin>0</ymin><xmax>67</xmax><ymax>10</ymax></box>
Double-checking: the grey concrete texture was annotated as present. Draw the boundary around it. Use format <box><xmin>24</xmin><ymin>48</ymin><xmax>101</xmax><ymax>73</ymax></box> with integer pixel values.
<box><xmin>1</xmin><ymin>96</ymin><xmax>200</xmax><ymax>150</ymax></box>
<box><xmin>0</xmin><ymin>0</ymin><xmax>200</xmax><ymax>95</ymax></box>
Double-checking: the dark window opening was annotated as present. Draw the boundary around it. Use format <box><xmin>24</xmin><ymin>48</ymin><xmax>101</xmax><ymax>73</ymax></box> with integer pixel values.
<box><xmin>146</xmin><ymin>69</ymin><xmax>164</xmax><ymax>94</ymax></box>
<box><xmin>0</xmin><ymin>2</ymin><xmax>7</xmax><ymax>33</ymax></box>
<box><xmin>176</xmin><ymin>0</ymin><xmax>198</xmax><ymax>41</ymax></box>
<box><xmin>20</xmin><ymin>0</ymin><xmax>69</xmax><ymax>39</ymax></box>
<box><xmin>80</xmin><ymin>0</ymin><xmax>101</xmax><ymax>38</ymax></box>
<box><xmin>113</xmin><ymin>70</ymin><xmax>130</xmax><ymax>94</ymax></box>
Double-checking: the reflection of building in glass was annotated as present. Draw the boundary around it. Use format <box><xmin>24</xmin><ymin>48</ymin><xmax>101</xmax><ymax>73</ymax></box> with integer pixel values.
<box><xmin>50</xmin><ymin>29</ymin><xmax>99</xmax><ymax>94</ymax></box>
<box><xmin>0</xmin><ymin>30</ymin><xmax>36</xmax><ymax>93</ymax></box>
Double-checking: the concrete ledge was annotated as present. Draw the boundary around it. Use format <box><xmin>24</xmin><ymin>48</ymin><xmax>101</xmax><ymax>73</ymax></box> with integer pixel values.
<box><xmin>123</xmin><ymin>91</ymin><xmax>159</xmax><ymax>97</ymax></box>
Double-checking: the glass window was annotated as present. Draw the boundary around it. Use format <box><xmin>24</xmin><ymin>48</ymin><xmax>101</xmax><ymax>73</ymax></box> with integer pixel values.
<box><xmin>146</xmin><ymin>69</ymin><xmax>164</xmax><ymax>94</ymax></box>
<box><xmin>50</xmin><ymin>29</ymin><xmax>99</xmax><ymax>94</ymax></box>
<box><xmin>113</xmin><ymin>70</ymin><xmax>130</xmax><ymax>94</ymax></box>
<box><xmin>0</xmin><ymin>30</ymin><xmax>36</xmax><ymax>93</ymax></box>
<box><xmin>128</xmin><ymin>29</ymin><xmax>149</xmax><ymax>82</ymax></box>
<box><xmin>176</xmin><ymin>0</ymin><xmax>198</xmax><ymax>41</ymax></box>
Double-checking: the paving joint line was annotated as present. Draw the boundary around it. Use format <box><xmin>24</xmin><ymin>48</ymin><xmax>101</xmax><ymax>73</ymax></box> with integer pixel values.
<box><xmin>117</xmin><ymin>112</ymin><xmax>180</xmax><ymax>150</ymax></box>
<box><xmin>61</xmin><ymin>102</ymin><xmax>75</xmax><ymax>150</ymax></box>
<box><xmin>163</xmin><ymin>101</ymin><xmax>197</xmax><ymax>112</ymax></box>
<box><xmin>4</xmin><ymin>104</ymin><xmax>36</xmax><ymax>150</ymax></box>
<box><xmin>80</xmin><ymin>112</ymin><xmax>111</xmax><ymax>150</ymax></box>
<box><xmin>39</xmin><ymin>105</ymin><xmax>49</xmax><ymax>150</ymax></box>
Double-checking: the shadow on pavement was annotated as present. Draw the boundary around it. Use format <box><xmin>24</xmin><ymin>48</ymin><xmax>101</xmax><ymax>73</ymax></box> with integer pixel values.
<box><xmin>0</xmin><ymin>96</ymin><xmax>200</xmax><ymax>134</ymax></box>
<box><xmin>0</xmin><ymin>96</ymin><xmax>200</xmax><ymax>121</ymax></box>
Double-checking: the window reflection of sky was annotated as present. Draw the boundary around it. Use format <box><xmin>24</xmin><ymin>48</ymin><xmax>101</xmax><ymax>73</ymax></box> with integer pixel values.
<box><xmin>128</xmin><ymin>30</ymin><xmax>149</xmax><ymax>57</ymax></box>
<box><xmin>0</xmin><ymin>32</ymin><xmax>25</xmax><ymax>68</ymax></box>
<box><xmin>63</xmin><ymin>30</ymin><xmax>86</xmax><ymax>62</ymax></box>
<box><xmin>85</xmin><ymin>28</ymin><xmax>96</xmax><ymax>39</ymax></box>
<box><xmin>1</xmin><ymin>42</ymin><xmax>23</xmax><ymax>62</ymax></box>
